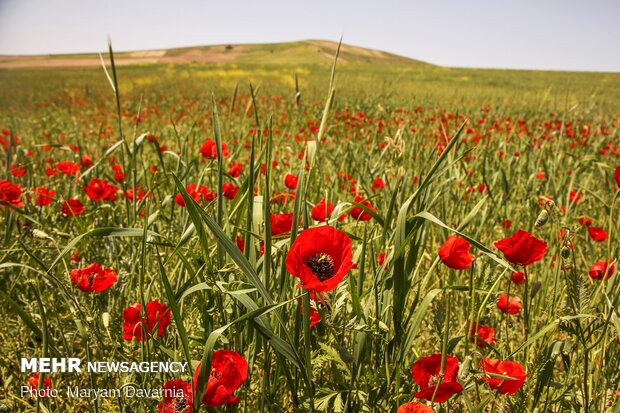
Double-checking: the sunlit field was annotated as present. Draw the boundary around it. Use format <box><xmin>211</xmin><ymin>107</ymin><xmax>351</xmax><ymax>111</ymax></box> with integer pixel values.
<box><xmin>1</xmin><ymin>43</ymin><xmax>619</xmax><ymax>412</ymax></box>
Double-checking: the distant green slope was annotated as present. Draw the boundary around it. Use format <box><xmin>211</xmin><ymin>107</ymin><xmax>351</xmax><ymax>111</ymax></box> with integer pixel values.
<box><xmin>0</xmin><ymin>40</ymin><xmax>429</xmax><ymax>69</ymax></box>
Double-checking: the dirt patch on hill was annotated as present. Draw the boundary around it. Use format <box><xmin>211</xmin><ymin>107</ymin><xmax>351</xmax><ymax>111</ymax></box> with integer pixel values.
<box><xmin>0</xmin><ymin>55</ymin><xmax>159</xmax><ymax>69</ymax></box>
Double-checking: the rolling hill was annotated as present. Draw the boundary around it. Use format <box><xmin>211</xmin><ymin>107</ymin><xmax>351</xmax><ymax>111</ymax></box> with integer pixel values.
<box><xmin>0</xmin><ymin>40</ymin><xmax>429</xmax><ymax>69</ymax></box>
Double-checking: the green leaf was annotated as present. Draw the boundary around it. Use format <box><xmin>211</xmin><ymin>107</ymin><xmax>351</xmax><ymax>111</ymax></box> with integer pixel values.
<box><xmin>48</xmin><ymin>227</ymin><xmax>161</xmax><ymax>272</ymax></box>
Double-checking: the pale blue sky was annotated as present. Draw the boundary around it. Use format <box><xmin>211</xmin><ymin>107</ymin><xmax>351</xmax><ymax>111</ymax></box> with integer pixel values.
<box><xmin>0</xmin><ymin>0</ymin><xmax>618</xmax><ymax>72</ymax></box>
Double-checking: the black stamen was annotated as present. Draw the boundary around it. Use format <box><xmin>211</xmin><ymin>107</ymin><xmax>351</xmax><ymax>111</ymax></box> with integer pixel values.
<box><xmin>174</xmin><ymin>397</ymin><xmax>188</xmax><ymax>412</ymax></box>
<box><xmin>306</xmin><ymin>253</ymin><xmax>335</xmax><ymax>281</ymax></box>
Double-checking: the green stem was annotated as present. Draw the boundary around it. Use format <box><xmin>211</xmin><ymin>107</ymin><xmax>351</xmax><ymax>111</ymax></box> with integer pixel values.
<box><xmin>523</xmin><ymin>266</ymin><xmax>529</xmax><ymax>362</ymax></box>
<box><xmin>432</xmin><ymin>290</ymin><xmax>451</xmax><ymax>404</ymax></box>
<box><xmin>466</xmin><ymin>263</ymin><xmax>476</xmax><ymax>355</ymax></box>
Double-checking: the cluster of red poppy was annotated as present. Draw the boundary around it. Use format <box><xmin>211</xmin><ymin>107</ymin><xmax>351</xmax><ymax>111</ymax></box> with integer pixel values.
<box><xmin>27</xmin><ymin>373</ymin><xmax>53</xmax><ymax>396</ymax></box>
<box><xmin>61</xmin><ymin>245</ymin><xmax>248</xmax><ymax>410</ymax></box>
<box><xmin>174</xmin><ymin>184</ymin><xmax>216</xmax><ymax>207</ymax></box>
<box><xmin>26</xmin><ymin>350</ymin><xmax>249</xmax><ymax>410</ymax></box>
<box><xmin>157</xmin><ymin>350</ymin><xmax>248</xmax><ymax>411</ymax></box>
<box><xmin>33</xmin><ymin>187</ymin><xmax>55</xmax><ymax>206</ymax></box>
<box><xmin>437</xmin><ymin>229</ymin><xmax>548</xmax><ymax>318</ymax></box>
<box><xmin>402</xmin><ymin>353</ymin><xmax>526</xmax><ymax>406</ymax></box>
<box><xmin>284</xmin><ymin>222</ymin><xmax>531</xmax><ymax>407</ymax></box>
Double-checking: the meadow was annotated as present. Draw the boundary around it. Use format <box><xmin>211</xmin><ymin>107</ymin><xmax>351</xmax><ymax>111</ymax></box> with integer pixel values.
<box><xmin>1</xmin><ymin>42</ymin><xmax>619</xmax><ymax>412</ymax></box>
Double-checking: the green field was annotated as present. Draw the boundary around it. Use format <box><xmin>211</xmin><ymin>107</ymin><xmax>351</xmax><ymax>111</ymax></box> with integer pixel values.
<box><xmin>1</xmin><ymin>42</ymin><xmax>619</xmax><ymax>412</ymax></box>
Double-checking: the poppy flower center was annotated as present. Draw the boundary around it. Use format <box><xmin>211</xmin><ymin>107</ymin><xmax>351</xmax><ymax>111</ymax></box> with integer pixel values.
<box><xmin>306</xmin><ymin>253</ymin><xmax>335</xmax><ymax>281</ymax></box>
<box><xmin>86</xmin><ymin>272</ymin><xmax>97</xmax><ymax>286</ymax></box>
<box><xmin>173</xmin><ymin>397</ymin><xmax>188</xmax><ymax>412</ymax></box>
<box><xmin>428</xmin><ymin>374</ymin><xmax>440</xmax><ymax>386</ymax></box>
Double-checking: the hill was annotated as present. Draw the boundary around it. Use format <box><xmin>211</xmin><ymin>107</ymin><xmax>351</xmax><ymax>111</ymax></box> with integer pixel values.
<box><xmin>0</xmin><ymin>40</ymin><xmax>429</xmax><ymax>69</ymax></box>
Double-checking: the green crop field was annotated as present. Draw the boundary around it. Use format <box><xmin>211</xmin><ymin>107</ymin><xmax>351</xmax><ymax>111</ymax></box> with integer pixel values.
<box><xmin>1</xmin><ymin>41</ymin><xmax>619</xmax><ymax>412</ymax></box>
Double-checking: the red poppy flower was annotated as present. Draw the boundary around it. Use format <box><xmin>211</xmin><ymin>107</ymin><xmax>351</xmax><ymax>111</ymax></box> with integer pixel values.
<box><xmin>200</xmin><ymin>139</ymin><xmax>228</xmax><ymax>159</ymax></box>
<box><xmin>236</xmin><ymin>235</ymin><xmax>245</xmax><ymax>252</ymax></box>
<box><xmin>222</xmin><ymin>183</ymin><xmax>239</xmax><ymax>200</ymax></box>
<box><xmin>193</xmin><ymin>350</ymin><xmax>248</xmax><ymax>407</ymax></box>
<box><xmin>588</xmin><ymin>227</ymin><xmax>608</xmax><ymax>242</ymax></box>
<box><xmin>122</xmin><ymin>300</ymin><xmax>171</xmax><ymax>341</ymax></box>
<box><xmin>195</xmin><ymin>185</ymin><xmax>216</xmax><ymax>202</ymax></box>
<box><xmin>378</xmin><ymin>251</ymin><xmax>387</xmax><ymax>266</ymax></box>
<box><xmin>227</xmin><ymin>161</ymin><xmax>243</xmax><ymax>177</ymax></box>
<box><xmin>112</xmin><ymin>164</ymin><xmax>124</xmax><ymax>182</ymax></box>
<box><xmin>70</xmin><ymin>263</ymin><xmax>117</xmax><ymax>292</ymax></box>
<box><xmin>578</xmin><ymin>216</ymin><xmax>592</xmax><ymax>227</ymax></box>
<box><xmin>71</xmin><ymin>251</ymin><xmax>81</xmax><ymax>262</ymax></box>
<box><xmin>502</xmin><ymin>219</ymin><xmax>513</xmax><ymax>229</ymax></box>
<box><xmin>57</xmin><ymin>161</ymin><xmax>80</xmax><ymax>176</ymax></box>
<box><xmin>10</xmin><ymin>164</ymin><xmax>26</xmax><ymax>177</ymax></box>
<box><xmin>371</xmin><ymin>177</ymin><xmax>386</xmax><ymax>191</ymax></box>
<box><xmin>469</xmin><ymin>323</ymin><xmax>498</xmax><ymax>347</ymax></box>
<box><xmin>397</xmin><ymin>401</ymin><xmax>433</xmax><ymax>413</ymax></box>
<box><xmin>411</xmin><ymin>354</ymin><xmax>463</xmax><ymax>403</ymax></box>
<box><xmin>175</xmin><ymin>184</ymin><xmax>216</xmax><ymax>206</ymax></box>
<box><xmin>511</xmin><ymin>271</ymin><xmax>525</xmax><ymax>284</ymax></box>
<box><xmin>614</xmin><ymin>165</ymin><xmax>620</xmax><ymax>187</ymax></box>
<box><xmin>177</xmin><ymin>187</ymin><xmax>196</xmax><ymax>206</ymax></box>
<box><xmin>350</xmin><ymin>195</ymin><xmax>376</xmax><ymax>221</ymax></box>
<box><xmin>84</xmin><ymin>178</ymin><xmax>118</xmax><ymax>202</ymax></box>
<box><xmin>496</xmin><ymin>294</ymin><xmax>522</xmax><ymax>314</ymax></box>
<box><xmin>125</xmin><ymin>187</ymin><xmax>146</xmax><ymax>201</ymax></box>
<box><xmin>33</xmin><ymin>187</ymin><xmax>55</xmax><ymax>206</ymax></box>
<box><xmin>61</xmin><ymin>199</ymin><xmax>85</xmax><ymax>217</ymax></box>
<box><xmin>480</xmin><ymin>358</ymin><xmax>527</xmax><ymax>395</ymax></box>
<box><xmin>311</xmin><ymin>198</ymin><xmax>335</xmax><ymax>222</ymax></box>
<box><xmin>28</xmin><ymin>374</ymin><xmax>53</xmax><ymax>396</ymax></box>
<box><xmin>589</xmin><ymin>260</ymin><xmax>615</xmax><ymax>280</ymax></box>
<box><xmin>157</xmin><ymin>379</ymin><xmax>192</xmax><ymax>413</ymax></box>
<box><xmin>284</xmin><ymin>173</ymin><xmax>298</xmax><ymax>189</ymax></box>
<box><xmin>494</xmin><ymin>230</ymin><xmax>547</xmax><ymax>266</ymax></box>
<box><xmin>438</xmin><ymin>234</ymin><xmax>475</xmax><ymax>270</ymax></box>
<box><xmin>568</xmin><ymin>190</ymin><xmax>582</xmax><ymax>204</ymax></box>
<box><xmin>0</xmin><ymin>180</ymin><xmax>24</xmax><ymax>208</ymax></box>
<box><xmin>81</xmin><ymin>154</ymin><xmax>93</xmax><ymax>168</ymax></box>
<box><xmin>271</xmin><ymin>213</ymin><xmax>293</xmax><ymax>236</ymax></box>
<box><xmin>286</xmin><ymin>225</ymin><xmax>355</xmax><ymax>292</ymax></box>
